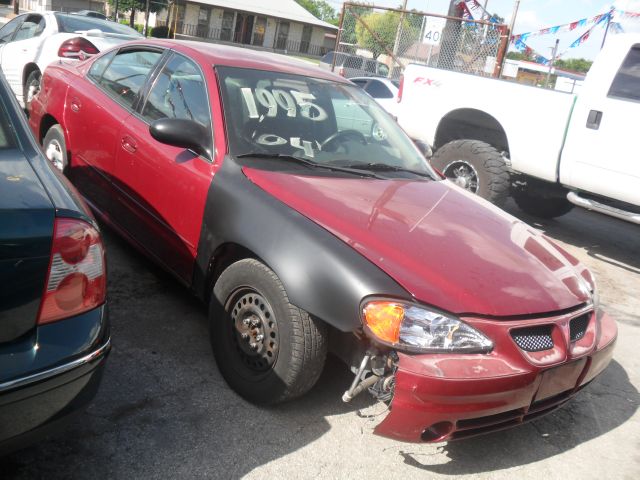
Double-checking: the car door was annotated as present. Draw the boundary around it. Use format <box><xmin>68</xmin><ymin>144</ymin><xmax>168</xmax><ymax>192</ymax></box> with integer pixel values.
<box><xmin>115</xmin><ymin>52</ymin><xmax>214</xmax><ymax>282</ymax></box>
<box><xmin>0</xmin><ymin>14</ymin><xmax>46</xmax><ymax>102</ymax></box>
<box><xmin>559</xmin><ymin>44</ymin><xmax>640</xmax><ymax>205</ymax></box>
<box><xmin>64</xmin><ymin>47</ymin><xmax>164</xmax><ymax>216</ymax></box>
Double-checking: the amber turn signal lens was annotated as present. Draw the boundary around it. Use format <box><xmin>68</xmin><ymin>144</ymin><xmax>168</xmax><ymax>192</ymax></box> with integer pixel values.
<box><xmin>363</xmin><ymin>301</ymin><xmax>405</xmax><ymax>344</ymax></box>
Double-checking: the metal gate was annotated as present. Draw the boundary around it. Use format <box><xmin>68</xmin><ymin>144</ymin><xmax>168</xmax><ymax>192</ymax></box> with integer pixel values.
<box><xmin>333</xmin><ymin>2</ymin><xmax>509</xmax><ymax>80</ymax></box>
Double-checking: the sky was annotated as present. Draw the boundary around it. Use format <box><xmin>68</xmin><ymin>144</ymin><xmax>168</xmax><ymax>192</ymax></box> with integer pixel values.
<box><xmin>322</xmin><ymin>0</ymin><xmax>640</xmax><ymax>59</ymax></box>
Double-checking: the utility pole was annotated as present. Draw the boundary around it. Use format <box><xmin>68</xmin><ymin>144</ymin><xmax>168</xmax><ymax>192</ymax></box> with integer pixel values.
<box><xmin>601</xmin><ymin>9</ymin><xmax>613</xmax><ymax>50</ymax></box>
<box><xmin>392</xmin><ymin>0</ymin><xmax>408</xmax><ymax>56</ymax></box>
<box><xmin>545</xmin><ymin>38</ymin><xmax>559</xmax><ymax>88</ymax></box>
<box><xmin>114</xmin><ymin>0</ymin><xmax>119</xmax><ymax>22</ymax></box>
<box><xmin>12</xmin><ymin>0</ymin><xmax>18</xmax><ymax>15</ymax></box>
<box><xmin>506</xmin><ymin>0</ymin><xmax>520</xmax><ymax>40</ymax></box>
<box><xmin>143</xmin><ymin>0</ymin><xmax>151</xmax><ymax>37</ymax></box>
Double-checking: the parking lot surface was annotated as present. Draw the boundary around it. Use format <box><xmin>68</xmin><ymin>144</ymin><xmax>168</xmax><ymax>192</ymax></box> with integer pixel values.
<box><xmin>2</xmin><ymin>203</ymin><xmax>639</xmax><ymax>479</ymax></box>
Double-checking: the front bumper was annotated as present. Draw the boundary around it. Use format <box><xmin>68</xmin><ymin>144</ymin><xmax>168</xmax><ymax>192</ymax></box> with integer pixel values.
<box><xmin>374</xmin><ymin>307</ymin><xmax>617</xmax><ymax>442</ymax></box>
<box><xmin>0</xmin><ymin>305</ymin><xmax>110</xmax><ymax>454</ymax></box>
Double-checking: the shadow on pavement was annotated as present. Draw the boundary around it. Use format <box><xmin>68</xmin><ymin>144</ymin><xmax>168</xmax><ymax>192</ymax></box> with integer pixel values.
<box><xmin>503</xmin><ymin>201</ymin><xmax>640</xmax><ymax>272</ymax></box>
<box><xmin>398</xmin><ymin>360</ymin><xmax>638</xmax><ymax>474</ymax></box>
<box><xmin>0</xmin><ymin>227</ymin><xmax>374</xmax><ymax>479</ymax></box>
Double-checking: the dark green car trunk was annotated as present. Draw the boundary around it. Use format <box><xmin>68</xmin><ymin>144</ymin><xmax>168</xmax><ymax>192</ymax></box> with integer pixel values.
<box><xmin>0</xmin><ymin>150</ymin><xmax>54</xmax><ymax>343</ymax></box>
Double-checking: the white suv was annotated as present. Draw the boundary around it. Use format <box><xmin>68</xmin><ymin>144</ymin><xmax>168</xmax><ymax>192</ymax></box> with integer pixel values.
<box><xmin>319</xmin><ymin>51</ymin><xmax>390</xmax><ymax>78</ymax></box>
<box><xmin>0</xmin><ymin>11</ymin><xmax>141</xmax><ymax>110</ymax></box>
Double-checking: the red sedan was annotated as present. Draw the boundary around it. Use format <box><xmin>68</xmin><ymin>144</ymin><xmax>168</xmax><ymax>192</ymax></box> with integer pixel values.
<box><xmin>29</xmin><ymin>40</ymin><xmax>617</xmax><ymax>443</ymax></box>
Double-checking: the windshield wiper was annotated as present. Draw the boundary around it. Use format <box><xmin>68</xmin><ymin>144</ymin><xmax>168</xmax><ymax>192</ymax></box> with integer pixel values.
<box><xmin>236</xmin><ymin>153</ymin><xmax>385</xmax><ymax>179</ymax></box>
<box><xmin>341</xmin><ymin>162</ymin><xmax>434</xmax><ymax>179</ymax></box>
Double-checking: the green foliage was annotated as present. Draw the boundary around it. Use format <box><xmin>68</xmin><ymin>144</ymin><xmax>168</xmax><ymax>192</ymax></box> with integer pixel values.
<box><xmin>554</xmin><ymin>57</ymin><xmax>593</xmax><ymax>73</ymax></box>
<box><xmin>340</xmin><ymin>2</ymin><xmax>374</xmax><ymax>46</ymax></box>
<box><xmin>507</xmin><ymin>51</ymin><xmax>533</xmax><ymax>61</ymax></box>
<box><xmin>295</xmin><ymin>0</ymin><xmax>339</xmax><ymax>26</ymax></box>
<box><xmin>108</xmin><ymin>0</ymin><xmax>167</xmax><ymax>28</ymax></box>
<box><xmin>355</xmin><ymin>11</ymin><xmax>404</xmax><ymax>59</ymax></box>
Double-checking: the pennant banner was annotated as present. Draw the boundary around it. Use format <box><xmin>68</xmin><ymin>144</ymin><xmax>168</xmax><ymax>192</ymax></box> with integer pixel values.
<box><xmin>510</xmin><ymin>7</ymin><xmax>636</xmax><ymax>43</ymax></box>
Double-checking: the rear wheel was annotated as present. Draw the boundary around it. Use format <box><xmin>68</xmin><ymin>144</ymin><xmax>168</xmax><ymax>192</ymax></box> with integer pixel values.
<box><xmin>210</xmin><ymin>259</ymin><xmax>327</xmax><ymax>405</ymax></box>
<box><xmin>43</xmin><ymin>125</ymin><xmax>68</xmax><ymax>173</ymax></box>
<box><xmin>23</xmin><ymin>69</ymin><xmax>41</xmax><ymax>114</ymax></box>
<box><xmin>430</xmin><ymin>139</ymin><xmax>510</xmax><ymax>206</ymax></box>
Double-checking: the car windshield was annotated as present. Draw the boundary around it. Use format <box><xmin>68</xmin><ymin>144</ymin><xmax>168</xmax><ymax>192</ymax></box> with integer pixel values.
<box><xmin>55</xmin><ymin>13</ymin><xmax>141</xmax><ymax>36</ymax></box>
<box><xmin>217</xmin><ymin>66</ymin><xmax>435</xmax><ymax>178</ymax></box>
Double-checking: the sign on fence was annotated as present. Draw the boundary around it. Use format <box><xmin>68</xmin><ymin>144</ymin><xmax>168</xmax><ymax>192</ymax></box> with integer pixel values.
<box><xmin>422</xmin><ymin>17</ymin><xmax>446</xmax><ymax>45</ymax></box>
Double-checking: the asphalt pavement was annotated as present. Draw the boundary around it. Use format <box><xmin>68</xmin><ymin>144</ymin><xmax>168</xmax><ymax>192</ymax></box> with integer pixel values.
<box><xmin>2</xmin><ymin>201</ymin><xmax>639</xmax><ymax>479</ymax></box>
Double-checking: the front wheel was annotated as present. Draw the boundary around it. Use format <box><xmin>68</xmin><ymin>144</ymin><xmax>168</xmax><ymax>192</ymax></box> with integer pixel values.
<box><xmin>210</xmin><ymin>259</ymin><xmax>327</xmax><ymax>405</ymax></box>
<box><xmin>43</xmin><ymin>125</ymin><xmax>68</xmax><ymax>173</ymax></box>
<box><xmin>430</xmin><ymin>139</ymin><xmax>510</xmax><ymax>206</ymax></box>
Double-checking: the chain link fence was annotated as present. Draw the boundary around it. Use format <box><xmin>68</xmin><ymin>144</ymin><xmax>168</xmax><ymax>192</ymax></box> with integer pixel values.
<box><xmin>332</xmin><ymin>2</ymin><xmax>509</xmax><ymax>80</ymax></box>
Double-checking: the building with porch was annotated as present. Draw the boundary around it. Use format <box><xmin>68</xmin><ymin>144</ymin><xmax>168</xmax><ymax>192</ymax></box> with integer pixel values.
<box><xmin>156</xmin><ymin>0</ymin><xmax>337</xmax><ymax>57</ymax></box>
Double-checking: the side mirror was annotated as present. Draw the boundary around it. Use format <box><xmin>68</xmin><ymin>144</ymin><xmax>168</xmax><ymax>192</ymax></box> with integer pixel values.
<box><xmin>149</xmin><ymin>118</ymin><xmax>212</xmax><ymax>159</ymax></box>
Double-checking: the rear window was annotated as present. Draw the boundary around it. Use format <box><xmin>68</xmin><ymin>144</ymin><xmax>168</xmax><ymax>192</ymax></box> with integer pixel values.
<box><xmin>55</xmin><ymin>13</ymin><xmax>141</xmax><ymax>36</ymax></box>
<box><xmin>608</xmin><ymin>45</ymin><xmax>640</xmax><ymax>102</ymax></box>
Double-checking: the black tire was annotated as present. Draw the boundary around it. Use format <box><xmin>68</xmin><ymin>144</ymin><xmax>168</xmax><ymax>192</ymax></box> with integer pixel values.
<box><xmin>513</xmin><ymin>190</ymin><xmax>574</xmax><ymax>218</ymax></box>
<box><xmin>430</xmin><ymin>139</ymin><xmax>510</xmax><ymax>206</ymax></box>
<box><xmin>23</xmin><ymin>69</ymin><xmax>41</xmax><ymax>114</ymax></box>
<box><xmin>210</xmin><ymin>259</ymin><xmax>327</xmax><ymax>405</ymax></box>
<box><xmin>42</xmin><ymin>125</ymin><xmax>68</xmax><ymax>173</ymax></box>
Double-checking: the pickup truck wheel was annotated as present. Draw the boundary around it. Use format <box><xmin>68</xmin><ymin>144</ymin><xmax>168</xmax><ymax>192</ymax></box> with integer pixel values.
<box><xmin>513</xmin><ymin>190</ymin><xmax>574</xmax><ymax>218</ymax></box>
<box><xmin>431</xmin><ymin>140</ymin><xmax>509</xmax><ymax>206</ymax></box>
<box><xmin>210</xmin><ymin>259</ymin><xmax>327</xmax><ymax>405</ymax></box>
<box><xmin>42</xmin><ymin>125</ymin><xmax>68</xmax><ymax>173</ymax></box>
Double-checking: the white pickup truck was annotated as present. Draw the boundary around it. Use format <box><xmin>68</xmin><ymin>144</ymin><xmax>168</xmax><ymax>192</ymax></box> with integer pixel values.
<box><xmin>396</xmin><ymin>34</ymin><xmax>640</xmax><ymax>223</ymax></box>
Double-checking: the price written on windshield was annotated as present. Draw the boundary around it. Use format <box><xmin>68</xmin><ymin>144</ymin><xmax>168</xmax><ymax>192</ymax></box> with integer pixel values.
<box><xmin>240</xmin><ymin>87</ymin><xmax>327</xmax><ymax>121</ymax></box>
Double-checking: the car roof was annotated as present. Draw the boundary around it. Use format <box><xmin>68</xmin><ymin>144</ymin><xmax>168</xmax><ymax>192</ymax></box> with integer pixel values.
<box><xmin>123</xmin><ymin>39</ymin><xmax>351</xmax><ymax>84</ymax></box>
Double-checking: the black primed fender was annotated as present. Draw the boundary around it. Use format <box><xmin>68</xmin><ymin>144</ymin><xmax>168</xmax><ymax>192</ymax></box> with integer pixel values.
<box><xmin>192</xmin><ymin>157</ymin><xmax>410</xmax><ymax>332</ymax></box>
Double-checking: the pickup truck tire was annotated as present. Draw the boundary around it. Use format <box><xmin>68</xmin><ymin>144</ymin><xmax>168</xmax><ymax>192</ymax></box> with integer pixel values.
<box><xmin>210</xmin><ymin>258</ymin><xmax>327</xmax><ymax>405</ymax></box>
<box><xmin>430</xmin><ymin>140</ymin><xmax>510</xmax><ymax>206</ymax></box>
<box><xmin>513</xmin><ymin>190</ymin><xmax>574</xmax><ymax>218</ymax></box>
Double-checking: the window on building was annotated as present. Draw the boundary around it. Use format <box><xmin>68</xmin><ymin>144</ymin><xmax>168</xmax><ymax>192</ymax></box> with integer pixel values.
<box><xmin>300</xmin><ymin>25</ymin><xmax>312</xmax><ymax>54</ymax></box>
<box><xmin>608</xmin><ymin>45</ymin><xmax>640</xmax><ymax>102</ymax></box>
<box><xmin>252</xmin><ymin>17</ymin><xmax>266</xmax><ymax>46</ymax></box>
<box><xmin>220</xmin><ymin>10</ymin><xmax>234</xmax><ymax>41</ymax></box>
<box><xmin>276</xmin><ymin>22</ymin><xmax>289</xmax><ymax>50</ymax></box>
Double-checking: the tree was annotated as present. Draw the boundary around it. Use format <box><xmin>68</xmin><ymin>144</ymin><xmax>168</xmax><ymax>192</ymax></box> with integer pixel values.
<box><xmin>295</xmin><ymin>0</ymin><xmax>339</xmax><ymax>26</ymax></box>
<box><xmin>107</xmin><ymin>0</ymin><xmax>167</xmax><ymax>29</ymax></box>
<box><xmin>554</xmin><ymin>58</ymin><xmax>593</xmax><ymax>74</ymax></box>
<box><xmin>355</xmin><ymin>11</ymin><xmax>405</xmax><ymax>59</ymax></box>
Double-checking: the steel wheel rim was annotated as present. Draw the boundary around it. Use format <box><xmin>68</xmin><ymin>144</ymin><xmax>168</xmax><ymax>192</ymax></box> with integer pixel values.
<box><xmin>226</xmin><ymin>288</ymin><xmax>279</xmax><ymax>374</ymax></box>
<box><xmin>444</xmin><ymin>160</ymin><xmax>479</xmax><ymax>193</ymax></box>
<box><xmin>45</xmin><ymin>139</ymin><xmax>64</xmax><ymax>172</ymax></box>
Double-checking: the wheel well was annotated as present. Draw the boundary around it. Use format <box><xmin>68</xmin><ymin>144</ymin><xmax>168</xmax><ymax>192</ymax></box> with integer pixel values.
<box><xmin>39</xmin><ymin>114</ymin><xmax>59</xmax><ymax>144</ymax></box>
<box><xmin>434</xmin><ymin>108</ymin><xmax>509</xmax><ymax>154</ymax></box>
<box><xmin>22</xmin><ymin>63</ymin><xmax>40</xmax><ymax>89</ymax></box>
<box><xmin>204</xmin><ymin>243</ymin><xmax>258</xmax><ymax>302</ymax></box>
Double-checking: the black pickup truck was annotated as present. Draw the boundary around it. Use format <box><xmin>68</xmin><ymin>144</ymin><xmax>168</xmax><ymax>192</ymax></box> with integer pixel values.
<box><xmin>0</xmin><ymin>71</ymin><xmax>109</xmax><ymax>454</ymax></box>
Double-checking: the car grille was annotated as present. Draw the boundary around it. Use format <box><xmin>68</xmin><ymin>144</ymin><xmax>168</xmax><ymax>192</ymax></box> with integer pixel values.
<box><xmin>570</xmin><ymin>313</ymin><xmax>590</xmax><ymax>342</ymax></box>
<box><xmin>511</xmin><ymin>326</ymin><xmax>554</xmax><ymax>352</ymax></box>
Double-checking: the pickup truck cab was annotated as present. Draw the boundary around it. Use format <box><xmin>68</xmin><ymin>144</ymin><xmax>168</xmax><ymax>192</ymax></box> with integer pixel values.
<box><xmin>397</xmin><ymin>34</ymin><xmax>640</xmax><ymax>223</ymax></box>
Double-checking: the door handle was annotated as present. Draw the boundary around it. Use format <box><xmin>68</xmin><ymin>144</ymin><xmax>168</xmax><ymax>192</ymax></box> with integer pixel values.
<box><xmin>586</xmin><ymin>110</ymin><xmax>602</xmax><ymax>130</ymax></box>
<box><xmin>70</xmin><ymin>97</ymin><xmax>81</xmax><ymax>113</ymax></box>
<box><xmin>121</xmin><ymin>135</ymin><xmax>137</xmax><ymax>153</ymax></box>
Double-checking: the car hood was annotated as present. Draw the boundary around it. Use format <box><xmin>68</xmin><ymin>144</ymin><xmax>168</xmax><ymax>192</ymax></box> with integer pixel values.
<box><xmin>243</xmin><ymin>169</ymin><xmax>593</xmax><ymax>317</ymax></box>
